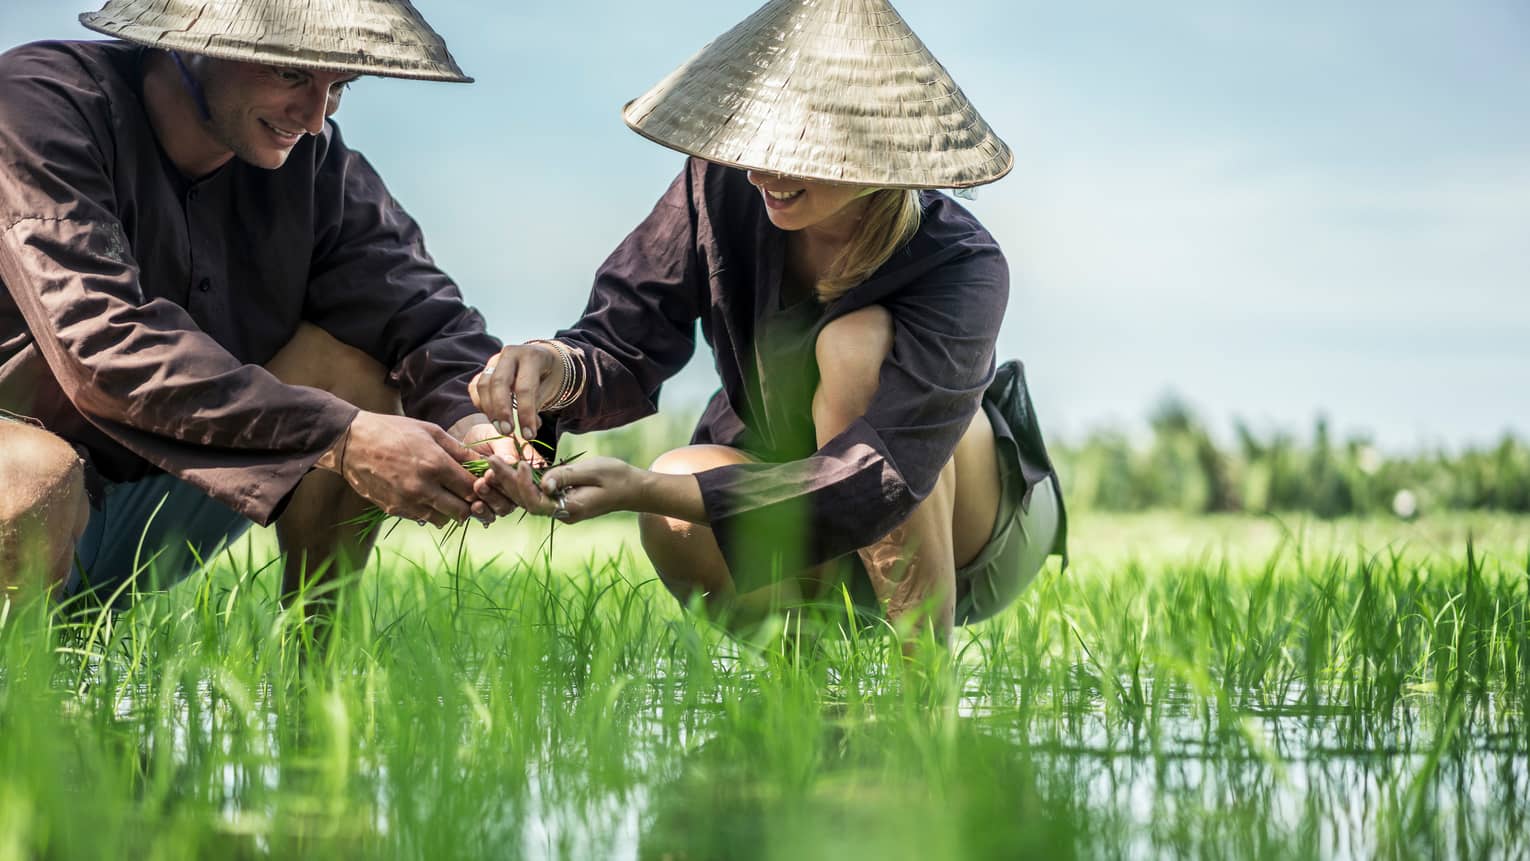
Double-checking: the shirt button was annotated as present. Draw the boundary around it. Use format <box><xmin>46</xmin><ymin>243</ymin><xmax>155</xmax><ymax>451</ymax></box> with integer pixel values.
<box><xmin>187</xmin><ymin>187</ymin><xmax>199</xmax><ymax>202</ymax></box>
<box><xmin>198</xmin><ymin>278</ymin><xmax>211</xmax><ymax>293</ymax></box>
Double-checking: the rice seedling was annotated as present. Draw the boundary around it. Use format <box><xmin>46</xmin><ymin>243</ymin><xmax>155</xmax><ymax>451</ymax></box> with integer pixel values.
<box><xmin>0</xmin><ymin>511</ymin><xmax>1525</xmax><ymax>859</ymax></box>
<box><xmin>344</xmin><ymin>437</ymin><xmax>583</xmax><ymax>540</ymax></box>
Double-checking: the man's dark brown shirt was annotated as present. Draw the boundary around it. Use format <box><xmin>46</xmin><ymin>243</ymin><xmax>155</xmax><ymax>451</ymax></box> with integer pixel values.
<box><xmin>0</xmin><ymin>41</ymin><xmax>499</xmax><ymax>523</ymax></box>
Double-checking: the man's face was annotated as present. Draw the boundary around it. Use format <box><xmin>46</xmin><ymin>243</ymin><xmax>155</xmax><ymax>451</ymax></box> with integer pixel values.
<box><xmin>194</xmin><ymin>58</ymin><xmax>359</xmax><ymax>169</ymax></box>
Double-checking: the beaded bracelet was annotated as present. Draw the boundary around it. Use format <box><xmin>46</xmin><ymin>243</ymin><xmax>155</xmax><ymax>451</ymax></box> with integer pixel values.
<box><xmin>526</xmin><ymin>338</ymin><xmax>585</xmax><ymax>412</ymax></box>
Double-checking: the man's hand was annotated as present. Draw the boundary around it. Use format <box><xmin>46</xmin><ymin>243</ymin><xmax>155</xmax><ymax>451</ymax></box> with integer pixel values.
<box><xmin>319</xmin><ymin>412</ymin><xmax>478</xmax><ymax>528</ymax></box>
<box><xmin>447</xmin><ymin>413</ymin><xmax>519</xmax><ymax>521</ymax></box>
<box><xmin>468</xmin><ymin>343</ymin><xmax>563</xmax><ymax>445</ymax></box>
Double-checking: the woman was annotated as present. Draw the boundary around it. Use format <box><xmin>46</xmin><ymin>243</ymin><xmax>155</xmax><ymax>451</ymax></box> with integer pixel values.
<box><xmin>473</xmin><ymin>0</ymin><xmax>1065</xmax><ymax>645</ymax></box>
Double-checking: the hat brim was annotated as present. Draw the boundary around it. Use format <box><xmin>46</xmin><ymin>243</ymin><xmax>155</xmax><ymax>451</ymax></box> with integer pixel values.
<box><xmin>622</xmin><ymin>100</ymin><xmax>1013</xmax><ymax>191</ymax></box>
<box><xmin>80</xmin><ymin>13</ymin><xmax>473</xmax><ymax>83</ymax></box>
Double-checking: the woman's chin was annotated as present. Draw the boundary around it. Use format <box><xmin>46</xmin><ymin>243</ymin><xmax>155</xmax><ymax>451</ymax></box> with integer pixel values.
<box><xmin>763</xmin><ymin>209</ymin><xmax>807</xmax><ymax>231</ymax></box>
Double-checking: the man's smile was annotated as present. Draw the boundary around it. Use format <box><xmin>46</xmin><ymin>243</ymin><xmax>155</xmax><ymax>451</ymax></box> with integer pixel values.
<box><xmin>260</xmin><ymin>118</ymin><xmax>303</xmax><ymax>145</ymax></box>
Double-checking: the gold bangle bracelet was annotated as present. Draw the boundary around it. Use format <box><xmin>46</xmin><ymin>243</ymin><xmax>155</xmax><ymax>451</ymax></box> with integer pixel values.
<box><xmin>526</xmin><ymin>339</ymin><xmax>582</xmax><ymax>411</ymax></box>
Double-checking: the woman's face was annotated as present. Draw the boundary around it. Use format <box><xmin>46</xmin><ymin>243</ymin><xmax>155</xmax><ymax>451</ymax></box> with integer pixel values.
<box><xmin>745</xmin><ymin>170</ymin><xmax>876</xmax><ymax>234</ymax></box>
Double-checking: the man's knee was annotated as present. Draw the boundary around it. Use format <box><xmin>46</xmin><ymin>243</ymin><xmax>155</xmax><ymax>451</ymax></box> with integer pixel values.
<box><xmin>266</xmin><ymin>322</ymin><xmax>399</xmax><ymax>414</ymax></box>
<box><xmin>0</xmin><ymin>425</ymin><xmax>90</xmax><ymax>579</ymax></box>
<box><xmin>0</xmin><ymin>425</ymin><xmax>87</xmax><ymax>523</ymax></box>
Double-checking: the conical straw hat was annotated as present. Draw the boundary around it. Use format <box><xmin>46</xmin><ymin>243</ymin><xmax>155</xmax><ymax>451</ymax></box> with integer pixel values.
<box><xmin>623</xmin><ymin>0</ymin><xmax>1010</xmax><ymax>189</ymax></box>
<box><xmin>79</xmin><ymin>0</ymin><xmax>470</xmax><ymax>83</ymax></box>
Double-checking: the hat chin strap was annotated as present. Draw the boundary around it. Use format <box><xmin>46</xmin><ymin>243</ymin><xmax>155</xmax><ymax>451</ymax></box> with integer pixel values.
<box><xmin>169</xmin><ymin>51</ymin><xmax>213</xmax><ymax>122</ymax></box>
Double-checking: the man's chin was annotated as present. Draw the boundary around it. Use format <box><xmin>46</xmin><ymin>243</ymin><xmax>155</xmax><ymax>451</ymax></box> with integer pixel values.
<box><xmin>234</xmin><ymin>145</ymin><xmax>293</xmax><ymax>171</ymax></box>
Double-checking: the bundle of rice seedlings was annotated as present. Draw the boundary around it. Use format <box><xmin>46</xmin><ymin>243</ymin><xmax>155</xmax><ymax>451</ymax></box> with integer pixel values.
<box><xmin>345</xmin><ymin>437</ymin><xmax>582</xmax><ymax>539</ymax></box>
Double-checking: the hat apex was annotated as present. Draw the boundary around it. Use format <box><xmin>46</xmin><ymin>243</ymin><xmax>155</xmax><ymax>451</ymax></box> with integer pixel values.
<box><xmin>623</xmin><ymin>0</ymin><xmax>1010</xmax><ymax>189</ymax></box>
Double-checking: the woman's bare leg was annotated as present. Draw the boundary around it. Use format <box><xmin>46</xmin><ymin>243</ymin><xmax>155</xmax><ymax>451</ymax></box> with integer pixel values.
<box><xmin>642</xmin><ymin>305</ymin><xmax>1004</xmax><ymax>644</ymax></box>
<box><xmin>638</xmin><ymin>444</ymin><xmax>746</xmax><ymax>610</ymax></box>
<box><xmin>812</xmin><ymin>306</ymin><xmax>1002</xmax><ymax>647</ymax></box>
<box><xmin>639</xmin><ymin>444</ymin><xmax>826</xmax><ymax>626</ymax></box>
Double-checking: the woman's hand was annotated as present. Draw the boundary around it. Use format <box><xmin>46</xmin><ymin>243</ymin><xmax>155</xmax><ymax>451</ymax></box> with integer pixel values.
<box><xmin>468</xmin><ymin>343</ymin><xmax>564</xmax><ymax>446</ymax></box>
<box><xmin>482</xmin><ymin>454</ymin><xmax>648</xmax><ymax>524</ymax></box>
<box><xmin>541</xmin><ymin>456</ymin><xmax>650</xmax><ymax>523</ymax></box>
<box><xmin>478</xmin><ymin>454</ymin><xmax>556</xmax><ymax>515</ymax></box>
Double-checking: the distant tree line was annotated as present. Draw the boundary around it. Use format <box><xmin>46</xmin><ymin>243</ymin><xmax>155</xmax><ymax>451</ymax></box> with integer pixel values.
<box><xmin>1052</xmin><ymin>396</ymin><xmax>1530</xmax><ymax>517</ymax></box>
<box><xmin>571</xmin><ymin>396</ymin><xmax>1529</xmax><ymax>518</ymax></box>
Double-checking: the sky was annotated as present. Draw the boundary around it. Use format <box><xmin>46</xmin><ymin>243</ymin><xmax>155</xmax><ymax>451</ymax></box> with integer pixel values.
<box><xmin>2</xmin><ymin>1</ymin><xmax>1526</xmax><ymax>451</ymax></box>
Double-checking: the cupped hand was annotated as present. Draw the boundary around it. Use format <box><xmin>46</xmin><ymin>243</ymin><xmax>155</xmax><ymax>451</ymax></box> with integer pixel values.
<box><xmin>334</xmin><ymin>411</ymin><xmax>478</xmax><ymax>527</ymax></box>
<box><xmin>452</xmin><ymin>417</ymin><xmax>519</xmax><ymax>521</ymax></box>
<box><xmin>537</xmin><ymin>455</ymin><xmax>647</xmax><ymax>524</ymax></box>
<box><xmin>468</xmin><ymin>343</ymin><xmax>563</xmax><ymax>448</ymax></box>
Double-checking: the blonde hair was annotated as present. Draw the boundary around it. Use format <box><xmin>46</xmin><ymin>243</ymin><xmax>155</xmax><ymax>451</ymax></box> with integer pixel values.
<box><xmin>815</xmin><ymin>188</ymin><xmax>923</xmax><ymax>303</ymax></box>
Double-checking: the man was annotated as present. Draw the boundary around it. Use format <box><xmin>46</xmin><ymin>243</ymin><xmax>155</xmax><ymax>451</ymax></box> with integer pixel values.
<box><xmin>0</xmin><ymin>0</ymin><xmax>516</xmax><ymax>606</ymax></box>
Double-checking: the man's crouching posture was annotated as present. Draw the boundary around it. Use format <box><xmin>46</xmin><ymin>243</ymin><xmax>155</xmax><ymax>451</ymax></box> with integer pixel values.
<box><xmin>0</xmin><ymin>1</ymin><xmax>518</xmax><ymax>608</ymax></box>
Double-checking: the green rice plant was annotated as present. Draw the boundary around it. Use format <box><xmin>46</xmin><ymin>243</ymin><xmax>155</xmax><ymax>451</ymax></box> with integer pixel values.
<box><xmin>1</xmin><ymin>513</ymin><xmax>1528</xmax><ymax>858</ymax></box>
<box><xmin>344</xmin><ymin>437</ymin><xmax>584</xmax><ymax>541</ymax></box>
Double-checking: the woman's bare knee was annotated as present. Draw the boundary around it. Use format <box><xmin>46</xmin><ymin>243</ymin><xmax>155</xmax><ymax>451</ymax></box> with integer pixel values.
<box><xmin>640</xmin><ymin>445</ymin><xmax>750</xmax><ymax>606</ymax></box>
<box><xmin>638</xmin><ymin>511</ymin><xmax>712</xmax><ymax>602</ymax></box>
<box><xmin>649</xmin><ymin>444</ymin><xmax>753</xmax><ymax>474</ymax></box>
<box><xmin>812</xmin><ymin>305</ymin><xmax>892</xmax><ymax>442</ymax></box>
<box><xmin>814</xmin><ymin>306</ymin><xmax>892</xmax><ymax>394</ymax></box>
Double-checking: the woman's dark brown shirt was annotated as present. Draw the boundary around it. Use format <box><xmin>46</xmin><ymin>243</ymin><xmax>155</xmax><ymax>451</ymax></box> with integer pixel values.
<box><xmin>547</xmin><ymin>159</ymin><xmax>1019</xmax><ymax>587</ymax></box>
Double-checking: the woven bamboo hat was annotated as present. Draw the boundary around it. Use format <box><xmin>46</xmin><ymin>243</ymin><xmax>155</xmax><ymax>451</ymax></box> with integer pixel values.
<box><xmin>79</xmin><ymin>0</ymin><xmax>470</xmax><ymax>83</ymax></box>
<box><xmin>623</xmin><ymin>0</ymin><xmax>1010</xmax><ymax>189</ymax></box>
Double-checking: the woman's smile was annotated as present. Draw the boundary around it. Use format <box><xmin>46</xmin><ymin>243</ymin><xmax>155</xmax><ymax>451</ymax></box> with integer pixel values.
<box><xmin>761</xmin><ymin>186</ymin><xmax>805</xmax><ymax>210</ymax></box>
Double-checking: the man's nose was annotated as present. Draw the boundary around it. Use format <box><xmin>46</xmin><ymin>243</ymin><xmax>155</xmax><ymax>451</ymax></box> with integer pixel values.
<box><xmin>292</xmin><ymin>84</ymin><xmax>328</xmax><ymax>135</ymax></box>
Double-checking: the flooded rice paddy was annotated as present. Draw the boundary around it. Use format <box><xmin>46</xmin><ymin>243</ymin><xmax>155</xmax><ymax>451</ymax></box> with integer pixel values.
<box><xmin>1</xmin><ymin>513</ymin><xmax>1526</xmax><ymax>859</ymax></box>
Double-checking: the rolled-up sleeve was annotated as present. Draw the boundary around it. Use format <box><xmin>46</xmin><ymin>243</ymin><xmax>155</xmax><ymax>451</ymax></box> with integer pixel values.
<box><xmin>0</xmin><ymin>49</ymin><xmax>354</xmax><ymax>523</ymax></box>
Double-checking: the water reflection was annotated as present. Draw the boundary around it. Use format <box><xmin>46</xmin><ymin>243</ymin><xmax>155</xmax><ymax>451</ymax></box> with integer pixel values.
<box><xmin>640</xmin><ymin>715</ymin><xmax>1091</xmax><ymax>860</ymax></box>
<box><xmin>93</xmin><ymin>663</ymin><xmax>1528</xmax><ymax>859</ymax></box>
<box><xmin>636</xmin><ymin>691</ymin><xmax>1528</xmax><ymax>860</ymax></box>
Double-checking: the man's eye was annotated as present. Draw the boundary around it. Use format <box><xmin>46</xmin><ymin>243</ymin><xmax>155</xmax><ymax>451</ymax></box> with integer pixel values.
<box><xmin>276</xmin><ymin>69</ymin><xmax>306</xmax><ymax>84</ymax></box>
